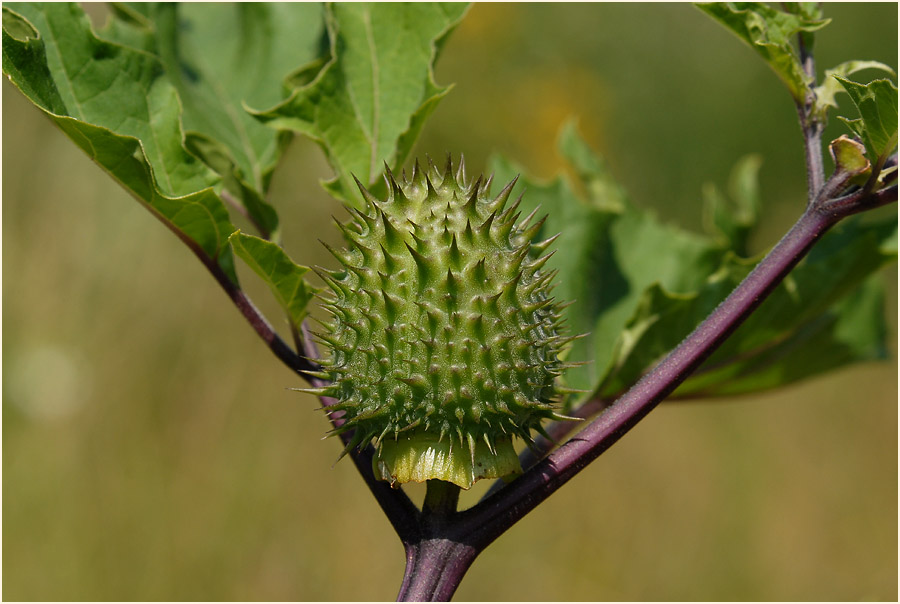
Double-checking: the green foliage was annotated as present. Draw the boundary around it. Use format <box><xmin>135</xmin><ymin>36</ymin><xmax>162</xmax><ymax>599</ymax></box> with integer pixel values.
<box><xmin>251</xmin><ymin>3</ymin><xmax>469</xmax><ymax>205</ymax></box>
<box><xmin>694</xmin><ymin>3</ymin><xmax>898</xmax><ymax>167</ymax></box>
<box><xmin>813</xmin><ymin>60</ymin><xmax>895</xmax><ymax>121</ymax></box>
<box><xmin>835</xmin><ymin>76</ymin><xmax>899</xmax><ymax>168</ymax></box>
<box><xmin>667</xmin><ymin>216</ymin><xmax>894</xmax><ymax>398</ymax></box>
<box><xmin>490</xmin><ymin>123</ymin><xmax>723</xmax><ymax>402</ymax></box>
<box><xmin>100</xmin><ymin>3</ymin><xmax>325</xmax><ymax>240</ymax></box>
<box><xmin>490</xmin><ymin>123</ymin><xmax>896</xmax><ymax>408</ymax></box>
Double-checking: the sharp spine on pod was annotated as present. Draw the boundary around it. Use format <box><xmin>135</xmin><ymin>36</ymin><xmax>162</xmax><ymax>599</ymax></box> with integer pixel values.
<box><xmin>312</xmin><ymin>154</ymin><xmax>577</xmax><ymax>490</ymax></box>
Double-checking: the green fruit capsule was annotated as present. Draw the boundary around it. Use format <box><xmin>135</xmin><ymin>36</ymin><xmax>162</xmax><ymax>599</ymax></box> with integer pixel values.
<box><xmin>312</xmin><ymin>156</ymin><xmax>572</xmax><ymax>489</ymax></box>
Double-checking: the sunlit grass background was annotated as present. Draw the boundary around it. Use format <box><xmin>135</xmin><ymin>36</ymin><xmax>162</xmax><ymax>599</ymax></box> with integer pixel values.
<box><xmin>3</xmin><ymin>3</ymin><xmax>897</xmax><ymax>600</ymax></box>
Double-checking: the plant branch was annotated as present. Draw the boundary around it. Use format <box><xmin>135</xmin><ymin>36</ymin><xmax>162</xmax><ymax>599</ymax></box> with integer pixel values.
<box><xmin>144</xmin><ymin>195</ymin><xmax>315</xmax><ymax>378</ymax></box>
<box><xmin>423</xmin><ymin>480</ymin><xmax>461</xmax><ymax>516</ymax></box>
<box><xmin>457</xmin><ymin>184</ymin><xmax>897</xmax><ymax>556</ymax></box>
<box><xmin>397</xmin><ymin>483</ymin><xmax>470</xmax><ymax>601</ymax></box>
<box><xmin>823</xmin><ymin>183</ymin><xmax>897</xmax><ymax>216</ymax></box>
<box><xmin>397</xmin><ymin>539</ymin><xmax>478</xmax><ymax>602</ymax></box>
<box><xmin>796</xmin><ymin>32</ymin><xmax>825</xmax><ymax>203</ymax></box>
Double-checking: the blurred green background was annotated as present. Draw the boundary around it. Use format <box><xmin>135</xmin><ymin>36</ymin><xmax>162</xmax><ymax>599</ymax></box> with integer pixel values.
<box><xmin>3</xmin><ymin>3</ymin><xmax>897</xmax><ymax>600</ymax></box>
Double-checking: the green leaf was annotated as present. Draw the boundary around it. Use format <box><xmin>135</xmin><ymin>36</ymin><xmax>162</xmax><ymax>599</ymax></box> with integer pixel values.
<box><xmin>183</xmin><ymin>133</ymin><xmax>281</xmax><ymax>240</ymax></box>
<box><xmin>695</xmin><ymin>2</ymin><xmax>829</xmax><ymax>101</ymax></box>
<box><xmin>835</xmin><ymin>76</ymin><xmax>899</xmax><ymax>167</ymax></box>
<box><xmin>813</xmin><ymin>60</ymin><xmax>895</xmax><ymax>121</ymax></box>
<box><xmin>490</xmin><ymin>122</ymin><xmax>895</xmax><ymax>409</ymax></box>
<box><xmin>3</xmin><ymin>3</ymin><xmax>238</xmax><ymax>281</ymax></box>
<box><xmin>229</xmin><ymin>232</ymin><xmax>318</xmax><ymax>330</ymax></box>
<box><xmin>100</xmin><ymin>3</ymin><xmax>328</xmax><ymax>239</ymax></box>
<box><xmin>698</xmin><ymin>217</ymin><xmax>895</xmax><ymax>366</ymax></box>
<box><xmin>598</xmin><ymin>278</ymin><xmax>737</xmax><ymax>399</ymax></box>
<box><xmin>251</xmin><ymin>3</ymin><xmax>469</xmax><ymax>205</ymax></box>
<box><xmin>782</xmin><ymin>2</ymin><xmax>824</xmax><ymax>22</ymax></box>
<box><xmin>680</xmin><ymin>277</ymin><xmax>889</xmax><ymax>396</ymax></box>
<box><xmin>604</xmin><ymin>215</ymin><xmax>895</xmax><ymax>399</ymax></box>
<box><xmin>555</xmin><ymin>119</ymin><xmax>628</xmax><ymax>213</ymax></box>
<box><xmin>781</xmin><ymin>3</ymin><xmax>823</xmax><ymax>56</ymax></box>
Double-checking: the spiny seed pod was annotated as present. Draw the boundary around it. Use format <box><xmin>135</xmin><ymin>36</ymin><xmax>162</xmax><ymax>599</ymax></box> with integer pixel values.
<box><xmin>305</xmin><ymin>155</ymin><xmax>577</xmax><ymax>489</ymax></box>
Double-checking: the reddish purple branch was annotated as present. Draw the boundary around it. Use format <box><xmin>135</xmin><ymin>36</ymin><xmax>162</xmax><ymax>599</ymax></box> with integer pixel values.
<box><xmin>458</xmin><ymin>204</ymin><xmax>842</xmax><ymax>541</ymax></box>
<box><xmin>133</xmin><ymin>185</ymin><xmax>317</xmax><ymax>377</ymax></box>
<box><xmin>200</xmin><ymin>249</ymin><xmax>318</xmax><ymax>376</ymax></box>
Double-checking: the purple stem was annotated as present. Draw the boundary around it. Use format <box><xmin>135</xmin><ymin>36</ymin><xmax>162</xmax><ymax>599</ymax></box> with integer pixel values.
<box><xmin>139</xmin><ymin>192</ymin><xmax>316</xmax><ymax>377</ymax></box>
<box><xmin>799</xmin><ymin>110</ymin><xmax>825</xmax><ymax>203</ymax></box>
<box><xmin>398</xmin><ymin>539</ymin><xmax>478</xmax><ymax>602</ymax></box>
<box><xmin>796</xmin><ymin>29</ymin><xmax>825</xmax><ymax>203</ymax></box>
<box><xmin>458</xmin><ymin>204</ymin><xmax>842</xmax><ymax>544</ymax></box>
<box><xmin>222</xmin><ymin>287</ymin><xmax>309</xmax><ymax>373</ymax></box>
